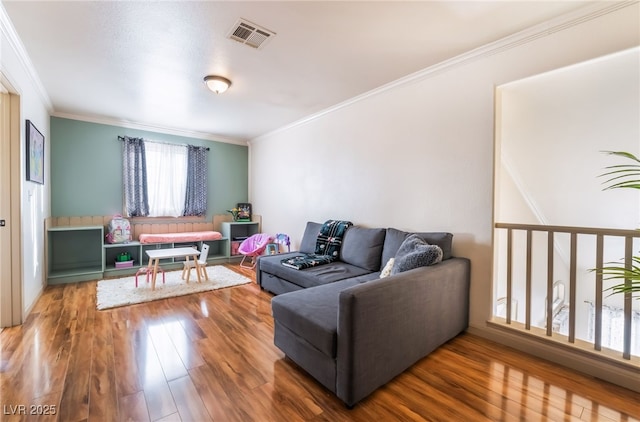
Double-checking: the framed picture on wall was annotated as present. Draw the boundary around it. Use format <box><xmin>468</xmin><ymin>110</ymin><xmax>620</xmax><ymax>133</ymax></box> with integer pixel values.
<box><xmin>237</xmin><ymin>203</ymin><xmax>252</xmax><ymax>221</ymax></box>
<box><xmin>26</xmin><ymin>120</ymin><xmax>44</xmax><ymax>184</ymax></box>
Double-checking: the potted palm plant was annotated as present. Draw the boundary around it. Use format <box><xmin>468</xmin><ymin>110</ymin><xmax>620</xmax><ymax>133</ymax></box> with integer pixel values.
<box><xmin>597</xmin><ymin>151</ymin><xmax>640</xmax><ymax>298</ymax></box>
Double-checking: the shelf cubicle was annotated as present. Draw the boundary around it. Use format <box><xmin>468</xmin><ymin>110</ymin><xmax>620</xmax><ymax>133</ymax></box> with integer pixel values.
<box><xmin>45</xmin><ymin>214</ymin><xmax>260</xmax><ymax>284</ymax></box>
<box><xmin>46</xmin><ymin>226</ymin><xmax>104</xmax><ymax>284</ymax></box>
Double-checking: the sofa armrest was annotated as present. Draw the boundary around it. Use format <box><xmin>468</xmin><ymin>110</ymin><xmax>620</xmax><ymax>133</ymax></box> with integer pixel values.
<box><xmin>335</xmin><ymin>257</ymin><xmax>470</xmax><ymax>406</ymax></box>
<box><xmin>256</xmin><ymin>255</ymin><xmax>265</xmax><ymax>287</ymax></box>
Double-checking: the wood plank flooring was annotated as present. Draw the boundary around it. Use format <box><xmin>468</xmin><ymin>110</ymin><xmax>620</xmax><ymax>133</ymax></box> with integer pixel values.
<box><xmin>1</xmin><ymin>263</ymin><xmax>639</xmax><ymax>421</ymax></box>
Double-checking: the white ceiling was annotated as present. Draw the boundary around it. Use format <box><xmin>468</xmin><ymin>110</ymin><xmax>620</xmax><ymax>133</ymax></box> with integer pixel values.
<box><xmin>2</xmin><ymin>1</ymin><xmax>594</xmax><ymax>142</ymax></box>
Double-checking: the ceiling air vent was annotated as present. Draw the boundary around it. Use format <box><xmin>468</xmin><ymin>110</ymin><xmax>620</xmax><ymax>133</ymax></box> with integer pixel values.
<box><xmin>227</xmin><ymin>19</ymin><xmax>275</xmax><ymax>49</ymax></box>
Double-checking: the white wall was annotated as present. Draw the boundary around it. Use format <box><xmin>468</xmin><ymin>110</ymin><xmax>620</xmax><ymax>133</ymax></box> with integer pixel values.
<box><xmin>1</xmin><ymin>5</ymin><xmax>51</xmax><ymax>316</ymax></box>
<box><xmin>250</xmin><ymin>4</ymin><xmax>639</xmax><ymax>340</ymax></box>
<box><xmin>498</xmin><ymin>47</ymin><xmax>640</xmax><ymax>229</ymax></box>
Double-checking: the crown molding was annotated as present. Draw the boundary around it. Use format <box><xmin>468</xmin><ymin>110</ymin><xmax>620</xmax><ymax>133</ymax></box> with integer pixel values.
<box><xmin>51</xmin><ymin>112</ymin><xmax>248</xmax><ymax>146</ymax></box>
<box><xmin>252</xmin><ymin>1</ymin><xmax>637</xmax><ymax>143</ymax></box>
<box><xmin>0</xmin><ymin>3</ymin><xmax>52</xmax><ymax>111</ymax></box>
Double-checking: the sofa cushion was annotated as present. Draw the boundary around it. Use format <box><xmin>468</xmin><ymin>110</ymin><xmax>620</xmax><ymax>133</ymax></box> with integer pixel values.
<box><xmin>391</xmin><ymin>234</ymin><xmax>443</xmax><ymax>275</ymax></box>
<box><xmin>381</xmin><ymin>228</ymin><xmax>452</xmax><ymax>269</ymax></box>
<box><xmin>259</xmin><ymin>252</ymin><xmax>372</xmax><ymax>289</ymax></box>
<box><xmin>346</xmin><ymin>272</ymin><xmax>381</xmax><ymax>283</ymax></box>
<box><xmin>260</xmin><ymin>272</ymin><xmax>305</xmax><ymax>295</ymax></box>
<box><xmin>271</xmin><ymin>279</ymin><xmax>361</xmax><ymax>357</ymax></box>
<box><xmin>340</xmin><ymin>226</ymin><xmax>386</xmax><ymax>271</ymax></box>
<box><xmin>299</xmin><ymin>221</ymin><xmax>323</xmax><ymax>253</ymax></box>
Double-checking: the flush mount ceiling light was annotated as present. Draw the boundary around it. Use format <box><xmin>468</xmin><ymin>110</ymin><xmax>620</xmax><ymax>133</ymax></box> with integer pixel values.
<box><xmin>204</xmin><ymin>75</ymin><xmax>232</xmax><ymax>94</ymax></box>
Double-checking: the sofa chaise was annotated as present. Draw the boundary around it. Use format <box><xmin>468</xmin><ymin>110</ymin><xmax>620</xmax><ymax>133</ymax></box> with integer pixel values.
<box><xmin>257</xmin><ymin>222</ymin><xmax>471</xmax><ymax>407</ymax></box>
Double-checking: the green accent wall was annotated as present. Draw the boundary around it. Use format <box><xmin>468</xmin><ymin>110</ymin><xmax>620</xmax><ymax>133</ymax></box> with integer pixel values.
<box><xmin>50</xmin><ymin>117</ymin><xmax>249</xmax><ymax>219</ymax></box>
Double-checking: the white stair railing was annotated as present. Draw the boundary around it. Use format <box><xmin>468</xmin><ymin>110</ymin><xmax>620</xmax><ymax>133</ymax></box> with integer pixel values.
<box><xmin>494</xmin><ymin>222</ymin><xmax>639</xmax><ymax>361</ymax></box>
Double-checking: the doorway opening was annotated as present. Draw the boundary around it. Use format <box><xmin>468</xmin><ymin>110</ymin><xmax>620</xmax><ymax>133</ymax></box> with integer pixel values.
<box><xmin>0</xmin><ymin>79</ymin><xmax>23</xmax><ymax>328</ymax></box>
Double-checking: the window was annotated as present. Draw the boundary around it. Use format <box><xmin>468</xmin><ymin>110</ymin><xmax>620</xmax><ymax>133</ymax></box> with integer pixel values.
<box><xmin>122</xmin><ymin>137</ymin><xmax>208</xmax><ymax>217</ymax></box>
<box><xmin>145</xmin><ymin>141</ymin><xmax>187</xmax><ymax>217</ymax></box>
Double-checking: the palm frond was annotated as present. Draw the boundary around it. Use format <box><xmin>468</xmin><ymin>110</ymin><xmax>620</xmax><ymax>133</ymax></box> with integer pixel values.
<box><xmin>598</xmin><ymin>267</ymin><xmax>640</xmax><ymax>281</ymax></box>
<box><xmin>591</xmin><ymin>259</ymin><xmax>640</xmax><ymax>298</ymax></box>
<box><xmin>602</xmin><ymin>150</ymin><xmax>640</xmax><ymax>163</ymax></box>
<box><xmin>609</xmin><ymin>281</ymin><xmax>640</xmax><ymax>296</ymax></box>
<box><xmin>594</xmin><ymin>151</ymin><xmax>640</xmax><ymax>298</ymax></box>
<box><xmin>602</xmin><ymin>181</ymin><xmax>640</xmax><ymax>190</ymax></box>
<box><xmin>599</xmin><ymin>151</ymin><xmax>640</xmax><ymax>191</ymax></box>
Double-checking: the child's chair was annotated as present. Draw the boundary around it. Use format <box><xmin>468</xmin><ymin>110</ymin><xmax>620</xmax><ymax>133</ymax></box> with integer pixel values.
<box><xmin>238</xmin><ymin>233</ymin><xmax>273</xmax><ymax>269</ymax></box>
<box><xmin>182</xmin><ymin>243</ymin><xmax>210</xmax><ymax>281</ymax></box>
<box><xmin>135</xmin><ymin>266</ymin><xmax>165</xmax><ymax>288</ymax></box>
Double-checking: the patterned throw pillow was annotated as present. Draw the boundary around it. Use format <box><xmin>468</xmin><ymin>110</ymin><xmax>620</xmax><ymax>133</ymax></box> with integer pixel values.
<box><xmin>391</xmin><ymin>234</ymin><xmax>443</xmax><ymax>275</ymax></box>
<box><xmin>379</xmin><ymin>258</ymin><xmax>395</xmax><ymax>278</ymax></box>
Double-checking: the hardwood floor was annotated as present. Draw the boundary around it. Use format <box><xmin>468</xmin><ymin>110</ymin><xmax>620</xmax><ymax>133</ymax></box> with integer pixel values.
<box><xmin>1</xmin><ymin>264</ymin><xmax>638</xmax><ymax>422</ymax></box>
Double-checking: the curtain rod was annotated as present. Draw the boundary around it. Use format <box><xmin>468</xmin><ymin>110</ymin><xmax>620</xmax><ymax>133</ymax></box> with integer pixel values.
<box><xmin>118</xmin><ymin>136</ymin><xmax>210</xmax><ymax>151</ymax></box>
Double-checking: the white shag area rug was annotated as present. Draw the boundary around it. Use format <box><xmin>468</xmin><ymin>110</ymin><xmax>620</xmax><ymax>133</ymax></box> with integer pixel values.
<box><xmin>96</xmin><ymin>265</ymin><xmax>251</xmax><ymax>310</ymax></box>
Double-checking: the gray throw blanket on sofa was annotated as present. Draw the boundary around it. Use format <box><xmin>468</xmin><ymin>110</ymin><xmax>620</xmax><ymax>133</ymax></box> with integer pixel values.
<box><xmin>281</xmin><ymin>219</ymin><xmax>352</xmax><ymax>270</ymax></box>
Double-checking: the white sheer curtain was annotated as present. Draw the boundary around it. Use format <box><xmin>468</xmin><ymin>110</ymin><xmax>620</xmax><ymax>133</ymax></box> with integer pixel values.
<box><xmin>144</xmin><ymin>141</ymin><xmax>188</xmax><ymax>217</ymax></box>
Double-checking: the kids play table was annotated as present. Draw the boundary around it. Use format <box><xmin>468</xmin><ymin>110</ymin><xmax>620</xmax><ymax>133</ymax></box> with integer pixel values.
<box><xmin>145</xmin><ymin>247</ymin><xmax>202</xmax><ymax>290</ymax></box>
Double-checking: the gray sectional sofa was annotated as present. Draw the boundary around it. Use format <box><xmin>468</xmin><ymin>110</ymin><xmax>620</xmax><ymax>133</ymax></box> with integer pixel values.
<box><xmin>257</xmin><ymin>222</ymin><xmax>471</xmax><ymax>407</ymax></box>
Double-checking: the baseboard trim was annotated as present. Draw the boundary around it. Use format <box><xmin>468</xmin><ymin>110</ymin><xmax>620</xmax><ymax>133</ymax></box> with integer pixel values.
<box><xmin>21</xmin><ymin>284</ymin><xmax>44</xmax><ymax>324</ymax></box>
<box><xmin>468</xmin><ymin>324</ymin><xmax>640</xmax><ymax>393</ymax></box>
